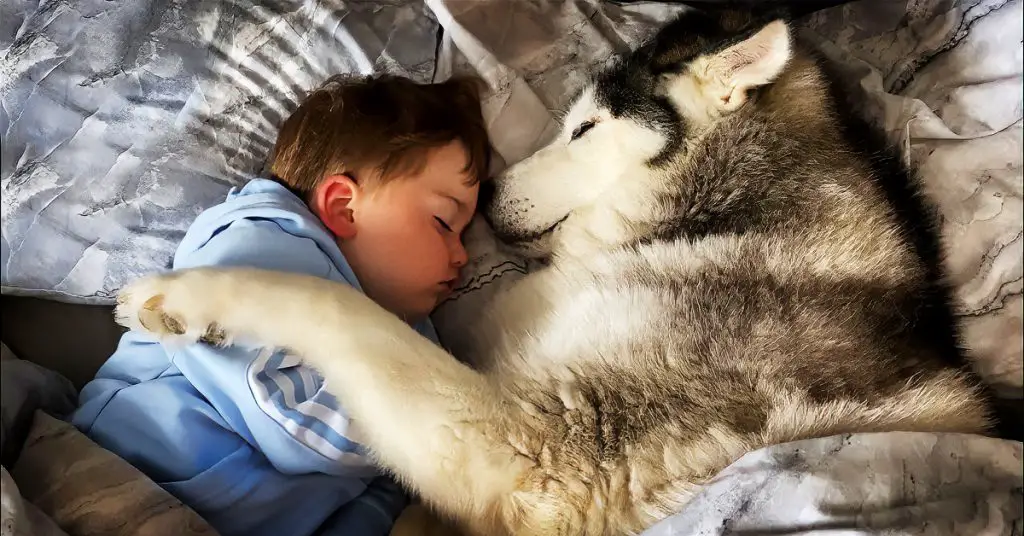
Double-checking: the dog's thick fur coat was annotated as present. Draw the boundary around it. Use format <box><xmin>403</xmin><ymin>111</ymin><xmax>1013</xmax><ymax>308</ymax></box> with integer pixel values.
<box><xmin>115</xmin><ymin>11</ymin><xmax>1000</xmax><ymax>536</ymax></box>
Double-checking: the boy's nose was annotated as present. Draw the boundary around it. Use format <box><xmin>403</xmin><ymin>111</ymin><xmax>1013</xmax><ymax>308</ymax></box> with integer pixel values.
<box><xmin>450</xmin><ymin>239</ymin><xmax>468</xmax><ymax>268</ymax></box>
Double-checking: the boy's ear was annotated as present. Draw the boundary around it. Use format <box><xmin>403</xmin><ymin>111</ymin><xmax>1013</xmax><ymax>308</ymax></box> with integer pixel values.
<box><xmin>312</xmin><ymin>174</ymin><xmax>360</xmax><ymax>240</ymax></box>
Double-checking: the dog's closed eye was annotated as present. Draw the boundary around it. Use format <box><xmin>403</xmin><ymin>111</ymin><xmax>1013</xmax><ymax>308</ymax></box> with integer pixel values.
<box><xmin>571</xmin><ymin>120</ymin><xmax>596</xmax><ymax>141</ymax></box>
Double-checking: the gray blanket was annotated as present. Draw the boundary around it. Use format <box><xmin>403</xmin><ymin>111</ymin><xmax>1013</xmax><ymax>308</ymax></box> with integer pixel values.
<box><xmin>0</xmin><ymin>344</ymin><xmax>72</xmax><ymax>536</ymax></box>
<box><xmin>0</xmin><ymin>344</ymin><xmax>217</xmax><ymax>536</ymax></box>
<box><xmin>643</xmin><ymin>433</ymin><xmax>1022</xmax><ymax>535</ymax></box>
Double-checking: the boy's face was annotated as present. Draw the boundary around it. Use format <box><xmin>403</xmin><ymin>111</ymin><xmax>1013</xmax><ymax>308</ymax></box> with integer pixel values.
<box><xmin>313</xmin><ymin>141</ymin><xmax>479</xmax><ymax>323</ymax></box>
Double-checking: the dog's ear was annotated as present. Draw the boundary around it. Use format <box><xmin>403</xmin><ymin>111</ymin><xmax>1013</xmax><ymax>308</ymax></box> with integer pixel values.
<box><xmin>697</xmin><ymin>19</ymin><xmax>792</xmax><ymax>112</ymax></box>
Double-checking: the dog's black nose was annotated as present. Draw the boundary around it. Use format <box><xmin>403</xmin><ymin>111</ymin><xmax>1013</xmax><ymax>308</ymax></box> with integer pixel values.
<box><xmin>477</xmin><ymin>180</ymin><xmax>496</xmax><ymax>213</ymax></box>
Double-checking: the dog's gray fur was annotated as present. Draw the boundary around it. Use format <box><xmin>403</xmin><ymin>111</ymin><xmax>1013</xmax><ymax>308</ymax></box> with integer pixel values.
<box><xmin>116</xmin><ymin>10</ymin><xmax>997</xmax><ymax>536</ymax></box>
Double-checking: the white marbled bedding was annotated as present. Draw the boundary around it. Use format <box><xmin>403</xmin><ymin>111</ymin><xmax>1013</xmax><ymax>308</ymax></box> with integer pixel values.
<box><xmin>2</xmin><ymin>0</ymin><xmax>1021</xmax><ymax>533</ymax></box>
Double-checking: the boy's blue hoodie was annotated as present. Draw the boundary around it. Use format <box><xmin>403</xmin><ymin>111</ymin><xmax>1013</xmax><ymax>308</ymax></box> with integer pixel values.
<box><xmin>73</xmin><ymin>179</ymin><xmax>436</xmax><ymax>536</ymax></box>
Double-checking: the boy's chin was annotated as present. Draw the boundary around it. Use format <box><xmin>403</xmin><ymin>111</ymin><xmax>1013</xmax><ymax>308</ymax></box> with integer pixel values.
<box><xmin>397</xmin><ymin>300</ymin><xmax>436</xmax><ymax>325</ymax></box>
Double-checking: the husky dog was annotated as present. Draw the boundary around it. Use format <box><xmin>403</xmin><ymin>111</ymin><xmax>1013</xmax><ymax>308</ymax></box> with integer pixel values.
<box><xmin>114</xmin><ymin>10</ymin><xmax>1001</xmax><ymax>536</ymax></box>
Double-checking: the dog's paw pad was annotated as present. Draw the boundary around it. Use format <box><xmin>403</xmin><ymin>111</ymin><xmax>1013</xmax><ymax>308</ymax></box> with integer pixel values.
<box><xmin>137</xmin><ymin>294</ymin><xmax>187</xmax><ymax>335</ymax></box>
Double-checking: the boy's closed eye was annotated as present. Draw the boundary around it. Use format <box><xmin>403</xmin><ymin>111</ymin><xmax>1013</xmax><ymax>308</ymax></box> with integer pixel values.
<box><xmin>434</xmin><ymin>216</ymin><xmax>454</xmax><ymax>232</ymax></box>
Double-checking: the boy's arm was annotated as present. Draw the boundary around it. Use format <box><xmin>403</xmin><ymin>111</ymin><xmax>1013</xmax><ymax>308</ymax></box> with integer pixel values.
<box><xmin>172</xmin><ymin>217</ymin><xmax>410</xmax><ymax>534</ymax></box>
<box><xmin>171</xmin><ymin>217</ymin><xmax>376</xmax><ymax>477</ymax></box>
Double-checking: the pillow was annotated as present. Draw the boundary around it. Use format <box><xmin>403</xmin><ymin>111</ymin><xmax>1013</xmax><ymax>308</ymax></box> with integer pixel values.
<box><xmin>1</xmin><ymin>0</ymin><xmax>439</xmax><ymax>303</ymax></box>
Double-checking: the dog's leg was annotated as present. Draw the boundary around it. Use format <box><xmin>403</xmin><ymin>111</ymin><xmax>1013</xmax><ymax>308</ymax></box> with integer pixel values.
<box><xmin>116</xmin><ymin>267</ymin><xmax>527</xmax><ymax>525</ymax></box>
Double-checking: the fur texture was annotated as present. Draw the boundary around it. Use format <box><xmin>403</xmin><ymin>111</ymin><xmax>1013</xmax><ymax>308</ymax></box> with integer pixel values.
<box><xmin>115</xmin><ymin>10</ymin><xmax>997</xmax><ymax>536</ymax></box>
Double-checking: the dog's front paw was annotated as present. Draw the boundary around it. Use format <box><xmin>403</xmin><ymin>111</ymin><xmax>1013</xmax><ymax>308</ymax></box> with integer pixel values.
<box><xmin>115</xmin><ymin>271</ymin><xmax>229</xmax><ymax>346</ymax></box>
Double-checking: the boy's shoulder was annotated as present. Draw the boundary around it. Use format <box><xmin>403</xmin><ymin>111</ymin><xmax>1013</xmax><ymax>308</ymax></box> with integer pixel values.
<box><xmin>172</xmin><ymin>178</ymin><xmax>362</xmax><ymax>289</ymax></box>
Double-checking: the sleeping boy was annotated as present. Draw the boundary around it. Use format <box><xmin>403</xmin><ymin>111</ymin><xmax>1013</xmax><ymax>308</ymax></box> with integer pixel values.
<box><xmin>72</xmin><ymin>74</ymin><xmax>491</xmax><ymax>536</ymax></box>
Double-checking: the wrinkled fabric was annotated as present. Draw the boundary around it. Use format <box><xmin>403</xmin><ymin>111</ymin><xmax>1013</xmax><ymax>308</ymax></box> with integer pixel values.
<box><xmin>0</xmin><ymin>342</ymin><xmax>76</xmax><ymax>467</ymax></box>
<box><xmin>643</xmin><ymin>432</ymin><xmax>1023</xmax><ymax>535</ymax></box>
<box><xmin>1</xmin><ymin>466</ymin><xmax>69</xmax><ymax>536</ymax></box>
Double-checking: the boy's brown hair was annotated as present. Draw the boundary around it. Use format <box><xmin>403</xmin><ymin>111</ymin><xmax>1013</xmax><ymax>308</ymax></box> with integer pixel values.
<box><xmin>270</xmin><ymin>74</ymin><xmax>491</xmax><ymax>199</ymax></box>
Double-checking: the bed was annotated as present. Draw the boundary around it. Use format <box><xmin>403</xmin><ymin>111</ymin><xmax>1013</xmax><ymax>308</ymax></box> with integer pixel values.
<box><xmin>2</xmin><ymin>0</ymin><xmax>1021</xmax><ymax>534</ymax></box>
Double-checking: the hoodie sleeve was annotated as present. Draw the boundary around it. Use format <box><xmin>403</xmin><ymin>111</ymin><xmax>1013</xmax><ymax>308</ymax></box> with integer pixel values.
<box><xmin>167</xmin><ymin>182</ymin><xmax>381</xmax><ymax>478</ymax></box>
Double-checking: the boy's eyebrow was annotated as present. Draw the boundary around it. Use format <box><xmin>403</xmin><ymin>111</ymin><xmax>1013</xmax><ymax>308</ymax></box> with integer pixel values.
<box><xmin>439</xmin><ymin>192</ymin><xmax>467</xmax><ymax>211</ymax></box>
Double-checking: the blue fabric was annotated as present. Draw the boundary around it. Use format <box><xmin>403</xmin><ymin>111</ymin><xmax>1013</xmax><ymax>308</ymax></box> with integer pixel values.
<box><xmin>72</xmin><ymin>179</ymin><xmax>435</xmax><ymax>536</ymax></box>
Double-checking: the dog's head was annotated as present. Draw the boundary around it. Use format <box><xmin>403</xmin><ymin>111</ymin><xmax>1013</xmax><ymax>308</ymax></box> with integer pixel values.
<box><xmin>484</xmin><ymin>11</ymin><xmax>797</xmax><ymax>259</ymax></box>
